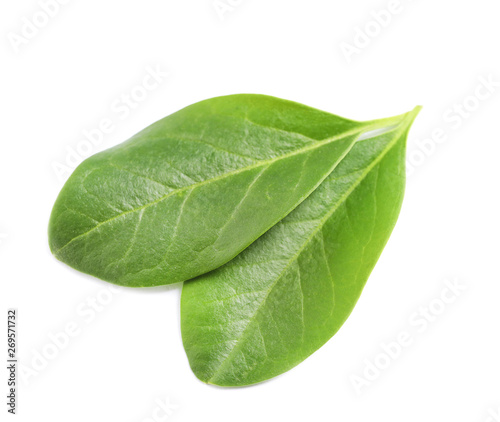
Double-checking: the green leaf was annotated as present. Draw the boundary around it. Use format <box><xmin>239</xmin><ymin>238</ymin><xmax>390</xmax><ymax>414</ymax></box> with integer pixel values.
<box><xmin>49</xmin><ymin>94</ymin><xmax>403</xmax><ymax>287</ymax></box>
<box><xmin>180</xmin><ymin>107</ymin><xmax>420</xmax><ymax>386</ymax></box>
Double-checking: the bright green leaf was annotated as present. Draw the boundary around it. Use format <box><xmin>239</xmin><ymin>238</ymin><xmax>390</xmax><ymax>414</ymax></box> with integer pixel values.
<box><xmin>180</xmin><ymin>107</ymin><xmax>420</xmax><ymax>386</ymax></box>
<box><xmin>49</xmin><ymin>94</ymin><xmax>403</xmax><ymax>287</ymax></box>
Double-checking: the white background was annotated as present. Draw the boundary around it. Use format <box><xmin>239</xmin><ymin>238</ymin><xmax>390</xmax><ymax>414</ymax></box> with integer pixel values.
<box><xmin>2</xmin><ymin>0</ymin><xmax>499</xmax><ymax>421</ymax></box>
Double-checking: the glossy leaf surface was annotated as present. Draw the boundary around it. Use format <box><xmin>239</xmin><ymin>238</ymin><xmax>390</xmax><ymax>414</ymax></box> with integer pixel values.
<box><xmin>181</xmin><ymin>108</ymin><xmax>420</xmax><ymax>386</ymax></box>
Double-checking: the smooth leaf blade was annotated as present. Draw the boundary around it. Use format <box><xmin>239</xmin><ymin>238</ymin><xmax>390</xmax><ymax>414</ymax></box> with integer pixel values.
<box><xmin>180</xmin><ymin>107</ymin><xmax>420</xmax><ymax>386</ymax></box>
<box><xmin>49</xmin><ymin>94</ymin><xmax>402</xmax><ymax>286</ymax></box>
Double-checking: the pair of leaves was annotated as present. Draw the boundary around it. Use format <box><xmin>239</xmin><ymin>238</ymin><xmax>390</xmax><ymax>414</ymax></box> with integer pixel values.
<box><xmin>49</xmin><ymin>94</ymin><xmax>420</xmax><ymax>386</ymax></box>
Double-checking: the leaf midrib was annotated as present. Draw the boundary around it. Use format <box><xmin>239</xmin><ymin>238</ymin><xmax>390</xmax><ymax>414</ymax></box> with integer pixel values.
<box><xmin>205</xmin><ymin>120</ymin><xmax>410</xmax><ymax>384</ymax></box>
<box><xmin>53</xmin><ymin>123</ymin><xmax>386</xmax><ymax>256</ymax></box>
